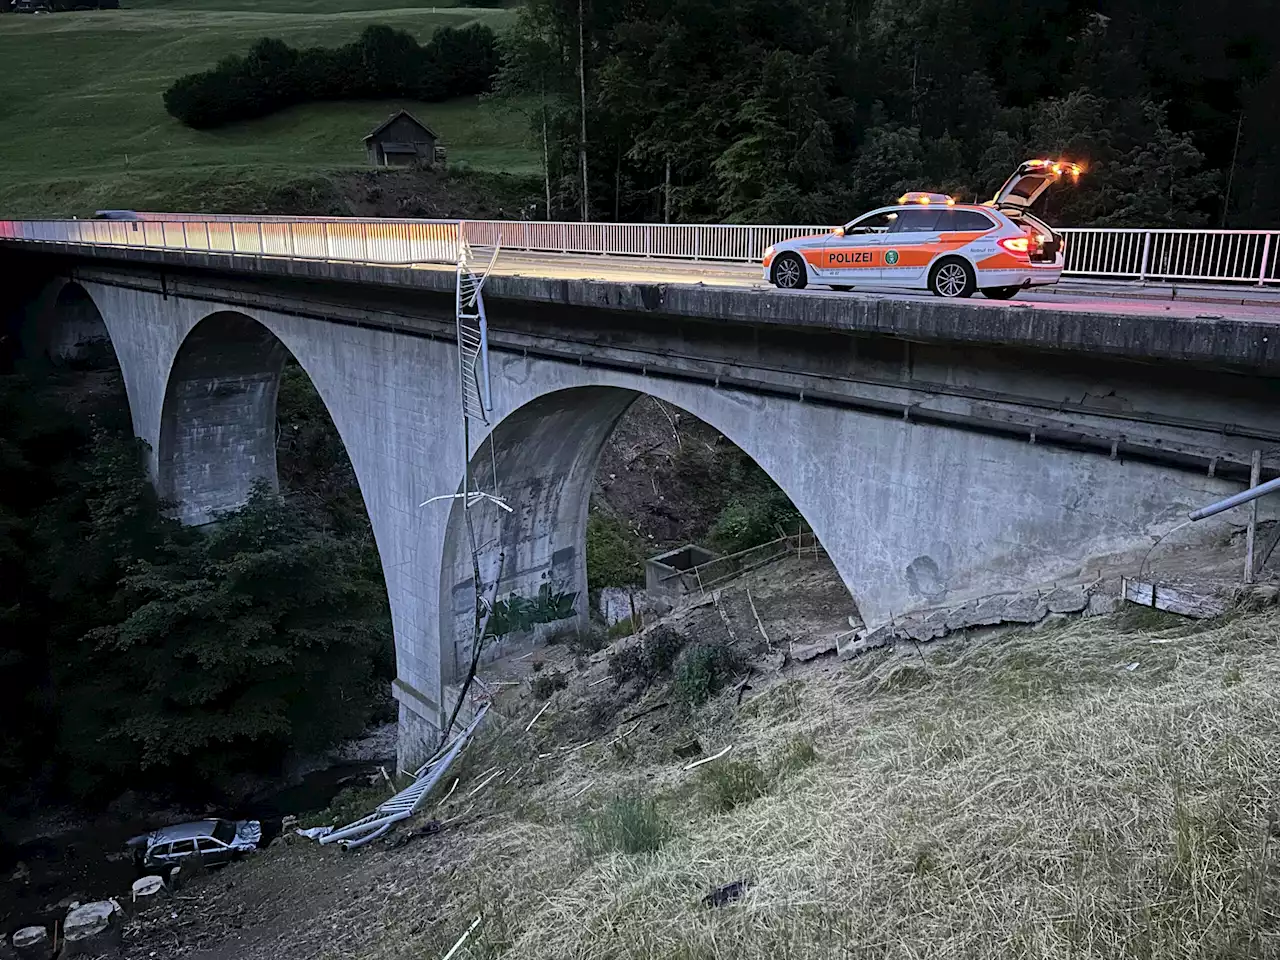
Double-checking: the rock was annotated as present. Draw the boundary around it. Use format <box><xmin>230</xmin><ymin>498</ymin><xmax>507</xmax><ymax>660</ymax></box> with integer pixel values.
<box><xmin>12</xmin><ymin>926</ymin><xmax>52</xmax><ymax>960</ymax></box>
<box><xmin>790</xmin><ymin>637</ymin><xmax>837</xmax><ymax>662</ymax></box>
<box><xmin>129</xmin><ymin>875</ymin><xmax>166</xmax><ymax>914</ymax></box>
<box><xmin>597</xmin><ymin>587</ymin><xmax>671</xmax><ymax>627</ymax></box>
<box><xmin>1085</xmin><ymin>591</ymin><xmax>1120</xmax><ymax>617</ymax></box>
<box><xmin>902</xmin><ymin>608</ymin><xmax>950</xmax><ymax>642</ymax></box>
<box><xmin>1045</xmin><ymin>585</ymin><xmax>1088</xmax><ymax>614</ymax></box>
<box><xmin>62</xmin><ymin>901</ymin><xmax>122</xmax><ymax>957</ymax></box>
<box><xmin>673</xmin><ymin>738</ymin><xmax>702</xmax><ymax>760</ymax></box>
<box><xmin>970</xmin><ymin>594</ymin><xmax>1012</xmax><ymax>626</ymax></box>
<box><xmin>944</xmin><ymin>599</ymin><xmax>982</xmax><ymax>631</ymax></box>
<box><xmin>1002</xmin><ymin>594</ymin><xmax>1049</xmax><ymax>623</ymax></box>
<box><xmin>702</xmin><ymin>879</ymin><xmax>750</xmax><ymax>907</ymax></box>
<box><xmin>838</xmin><ymin>623</ymin><xmax>899</xmax><ymax>659</ymax></box>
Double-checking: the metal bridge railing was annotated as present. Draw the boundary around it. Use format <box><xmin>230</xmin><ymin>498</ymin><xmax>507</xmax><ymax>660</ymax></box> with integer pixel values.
<box><xmin>1057</xmin><ymin>228</ymin><xmax>1278</xmax><ymax>285</ymax></box>
<box><xmin>1</xmin><ymin>216</ymin><xmax>1277</xmax><ymax>286</ymax></box>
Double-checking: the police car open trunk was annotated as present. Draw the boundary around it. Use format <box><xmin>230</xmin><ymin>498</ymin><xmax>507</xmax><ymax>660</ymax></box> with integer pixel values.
<box><xmin>988</xmin><ymin>159</ymin><xmax>1083</xmax><ymax>263</ymax></box>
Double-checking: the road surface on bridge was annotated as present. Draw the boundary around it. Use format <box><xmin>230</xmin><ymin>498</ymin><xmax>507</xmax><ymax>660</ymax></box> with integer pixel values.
<box><xmin>440</xmin><ymin>251</ymin><xmax>1280</xmax><ymax>323</ymax></box>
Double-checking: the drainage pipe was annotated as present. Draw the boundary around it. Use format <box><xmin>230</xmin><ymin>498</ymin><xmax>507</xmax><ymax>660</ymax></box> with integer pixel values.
<box><xmin>1188</xmin><ymin>475</ymin><xmax>1280</xmax><ymax>522</ymax></box>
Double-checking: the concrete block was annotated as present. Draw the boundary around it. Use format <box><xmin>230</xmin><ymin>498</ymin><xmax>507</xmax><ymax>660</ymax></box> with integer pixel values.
<box><xmin>839</xmin><ymin>623</ymin><xmax>900</xmax><ymax>659</ymax></box>
<box><xmin>1002</xmin><ymin>594</ymin><xmax>1049</xmax><ymax>624</ymax></box>
<box><xmin>1045</xmin><ymin>585</ymin><xmax>1089</xmax><ymax>614</ymax></box>
<box><xmin>791</xmin><ymin>637</ymin><xmax>838</xmax><ymax>662</ymax></box>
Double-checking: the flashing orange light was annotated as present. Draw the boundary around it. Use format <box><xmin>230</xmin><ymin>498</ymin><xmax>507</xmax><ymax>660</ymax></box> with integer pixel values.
<box><xmin>897</xmin><ymin>191</ymin><xmax>955</xmax><ymax>206</ymax></box>
<box><xmin>1027</xmin><ymin>158</ymin><xmax>1084</xmax><ymax>178</ymax></box>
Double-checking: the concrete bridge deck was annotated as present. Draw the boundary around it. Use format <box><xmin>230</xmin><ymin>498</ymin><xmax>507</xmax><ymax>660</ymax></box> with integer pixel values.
<box><xmin>4</xmin><ymin>238</ymin><xmax>1280</xmax><ymax>376</ymax></box>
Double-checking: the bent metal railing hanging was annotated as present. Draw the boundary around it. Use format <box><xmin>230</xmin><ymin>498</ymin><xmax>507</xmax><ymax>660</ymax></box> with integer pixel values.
<box><xmin>1</xmin><ymin>216</ymin><xmax>1276</xmax><ymax>285</ymax></box>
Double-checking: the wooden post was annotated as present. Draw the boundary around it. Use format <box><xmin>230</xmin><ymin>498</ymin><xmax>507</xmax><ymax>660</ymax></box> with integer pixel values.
<box><xmin>1246</xmin><ymin>449</ymin><xmax>1262</xmax><ymax>583</ymax></box>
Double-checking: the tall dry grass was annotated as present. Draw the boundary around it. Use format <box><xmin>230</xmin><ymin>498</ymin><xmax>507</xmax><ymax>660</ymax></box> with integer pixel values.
<box><xmin>360</xmin><ymin>607</ymin><xmax>1280</xmax><ymax>960</ymax></box>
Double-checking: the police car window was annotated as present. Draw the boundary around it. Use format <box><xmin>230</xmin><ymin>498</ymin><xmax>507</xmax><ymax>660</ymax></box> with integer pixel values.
<box><xmin>844</xmin><ymin>212</ymin><xmax>897</xmax><ymax>234</ymax></box>
<box><xmin>942</xmin><ymin>210</ymin><xmax>995</xmax><ymax>230</ymax></box>
<box><xmin>888</xmin><ymin>209</ymin><xmax>942</xmax><ymax>233</ymax></box>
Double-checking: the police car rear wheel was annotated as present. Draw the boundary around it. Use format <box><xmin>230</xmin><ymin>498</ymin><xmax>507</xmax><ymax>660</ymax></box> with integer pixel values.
<box><xmin>982</xmin><ymin>285</ymin><xmax>1021</xmax><ymax>300</ymax></box>
<box><xmin>772</xmin><ymin>253</ymin><xmax>807</xmax><ymax>290</ymax></box>
<box><xmin>930</xmin><ymin>257</ymin><xmax>976</xmax><ymax>298</ymax></box>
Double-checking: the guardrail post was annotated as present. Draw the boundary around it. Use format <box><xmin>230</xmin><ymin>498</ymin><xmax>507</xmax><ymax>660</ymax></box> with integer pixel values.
<box><xmin>694</xmin><ymin>229</ymin><xmax>702</xmax><ymax>261</ymax></box>
<box><xmin>362</xmin><ymin>221</ymin><xmax>370</xmax><ymax>262</ymax></box>
<box><xmin>1261</xmin><ymin>234</ymin><xmax>1274</xmax><ymax>286</ymax></box>
<box><xmin>1138</xmin><ymin>231</ymin><xmax>1151</xmax><ymax>281</ymax></box>
<box><xmin>257</xmin><ymin>222</ymin><xmax>264</xmax><ymax>257</ymax></box>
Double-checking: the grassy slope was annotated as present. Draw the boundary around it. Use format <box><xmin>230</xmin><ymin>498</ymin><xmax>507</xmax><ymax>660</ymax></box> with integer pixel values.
<box><xmin>0</xmin><ymin>2</ymin><xmax>534</xmax><ymax>216</ymax></box>
<box><xmin>124</xmin><ymin>568</ymin><xmax>1280</xmax><ymax>960</ymax></box>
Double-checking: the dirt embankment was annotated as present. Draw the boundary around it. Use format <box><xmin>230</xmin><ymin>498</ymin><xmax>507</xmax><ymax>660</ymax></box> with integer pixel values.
<box><xmin>114</xmin><ymin>551</ymin><xmax>1280</xmax><ymax>960</ymax></box>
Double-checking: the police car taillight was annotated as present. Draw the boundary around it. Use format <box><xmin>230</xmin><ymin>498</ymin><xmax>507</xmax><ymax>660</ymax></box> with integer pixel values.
<box><xmin>998</xmin><ymin>236</ymin><xmax>1031</xmax><ymax>255</ymax></box>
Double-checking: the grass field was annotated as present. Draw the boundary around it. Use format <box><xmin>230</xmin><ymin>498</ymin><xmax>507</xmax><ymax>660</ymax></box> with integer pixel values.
<box><xmin>0</xmin><ymin>2</ymin><xmax>534</xmax><ymax>216</ymax></box>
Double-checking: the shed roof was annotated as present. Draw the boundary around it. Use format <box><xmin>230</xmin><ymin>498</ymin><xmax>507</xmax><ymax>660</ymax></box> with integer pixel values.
<box><xmin>362</xmin><ymin>109</ymin><xmax>439</xmax><ymax>143</ymax></box>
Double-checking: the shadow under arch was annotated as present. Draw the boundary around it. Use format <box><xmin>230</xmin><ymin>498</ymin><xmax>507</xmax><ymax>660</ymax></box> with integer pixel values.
<box><xmin>24</xmin><ymin>279</ymin><xmax>114</xmax><ymax>366</ymax></box>
<box><xmin>158</xmin><ymin>310</ymin><xmax>291</xmax><ymax>526</ymax></box>
<box><xmin>438</xmin><ymin>385</ymin><xmax>852</xmax><ymax>685</ymax></box>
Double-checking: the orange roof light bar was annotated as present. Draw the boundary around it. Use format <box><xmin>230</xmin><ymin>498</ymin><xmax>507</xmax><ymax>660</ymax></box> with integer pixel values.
<box><xmin>897</xmin><ymin>191</ymin><xmax>955</xmax><ymax>206</ymax></box>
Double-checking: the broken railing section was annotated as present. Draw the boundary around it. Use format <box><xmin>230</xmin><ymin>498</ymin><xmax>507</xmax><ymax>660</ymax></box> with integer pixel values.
<box><xmin>456</xmin><ymin>239</ymin><xmax>499</xmax><ymax>425</ymax></box>
<box><xmin>320</xmin><ymin>703</ymin><xmax>490</xmax><ymax>850</ymax></box>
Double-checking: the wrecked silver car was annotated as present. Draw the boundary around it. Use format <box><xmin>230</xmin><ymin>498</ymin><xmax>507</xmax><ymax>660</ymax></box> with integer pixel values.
<box><xmin>127</xmin><ymin>819</ymin><xmax>261</xmax><ymax>871</ymax></box>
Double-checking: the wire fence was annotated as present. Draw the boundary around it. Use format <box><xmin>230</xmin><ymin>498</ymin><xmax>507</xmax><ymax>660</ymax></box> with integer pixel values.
<box><xmin>653</xmin><ymin>528</ymin><xmax>826</xmax><ymax>596</ymax></box>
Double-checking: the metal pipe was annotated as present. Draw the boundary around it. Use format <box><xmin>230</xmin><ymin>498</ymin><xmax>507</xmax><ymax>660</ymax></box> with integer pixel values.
<box><xmin>1188</xmin><ymin>474</ymin><xmax>1280</xmax><ymax>521</ymax></box>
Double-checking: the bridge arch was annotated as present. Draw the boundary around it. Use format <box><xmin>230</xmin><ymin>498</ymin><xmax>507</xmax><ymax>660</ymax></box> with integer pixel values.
<box><xmin>33</xmin><ymin>280</ymin><xmax>114</xmax><ymax>365</ymax></box>
<box><xmin>437</xmin><ymin>384</ymin><xmax>854</xmax><ymax>684</ymax></box>
<box><xmin>157</xmin><ymin>311</ymin><xmax>292</xmax><ymax>524</ymax></box>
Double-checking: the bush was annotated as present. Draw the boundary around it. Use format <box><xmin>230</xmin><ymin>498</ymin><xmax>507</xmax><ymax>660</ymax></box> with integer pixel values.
<box><xmin>164</xmin><ymin>24</ymin><xmax>500</xmax><ymax>130</ymax></box>
<box><xmin>699</xmin><ymin>758</ymin><xmax>768</xmax><ymax>812</ymax></box>
<box><xmin>774</xmin><ymin>734</ymin><xmax>819</xmax><ymax>776</ymax></box>
<box><xmin>530</xmin><ymin>669</ymin><xmax>569</xmax><ymax>701</ymax></box>
<box><xmin>586</xmin><ymin>510</ymin><xmax>644</xmax><ymax>591</ymax></box>
<box><xmin>673</xmin><ymin>643</ymin><xmax>744</xmax><ymax>707</ymax></box>
<box><xmin>707</xmin><ymin>453</ymin><xmax>802</xmax><ymax>555</ymax></box>
<box><xmin>582</xmin><ymin>794</ymin><xmax>671</xmax><ymax>854</ymax></box>
<box><xmin>608</xmin><ymin>625</ymin><xmax>687</xmax><ymax>687</ymax></box>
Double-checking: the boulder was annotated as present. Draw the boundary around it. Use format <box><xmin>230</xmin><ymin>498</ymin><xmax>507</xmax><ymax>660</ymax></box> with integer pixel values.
<box><xmin>12</xmin><ymin>926</ymin><xmax>52</xmax><ymax>960</ymax></box>
<box><xmin>62</xmin><ymin>901</ymin><xmax>122</xmax><ymax>957</ymax></box>
<box><xmin>127</xmin><ymin>875</ymin><xmax>167</xmax><ymax>916</ymax></box>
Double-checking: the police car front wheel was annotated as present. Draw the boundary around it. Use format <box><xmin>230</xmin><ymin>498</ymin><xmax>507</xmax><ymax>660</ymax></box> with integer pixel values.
<box><xmin>929</xmin><ymin>257</ymin><xmax>976</xmax><ymax>298</ymax></box>
<box><xmin>771</xmin><ymin>253</ymin><xmax>808</xmax><ymax>290</ymax></box>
